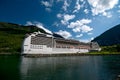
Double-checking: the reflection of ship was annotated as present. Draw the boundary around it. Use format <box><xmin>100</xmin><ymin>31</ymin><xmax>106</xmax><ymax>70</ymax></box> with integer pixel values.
<box><xmin>22</xmin><ymin>32</ymin><xmax>101</xmax><ymax>55</ymax></box>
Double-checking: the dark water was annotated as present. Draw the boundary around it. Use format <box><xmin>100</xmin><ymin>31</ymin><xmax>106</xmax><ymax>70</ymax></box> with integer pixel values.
<box><xmin>0</xmin><ymin>55</ymin><xmax>120</xmax><ymax>80</ymax></box>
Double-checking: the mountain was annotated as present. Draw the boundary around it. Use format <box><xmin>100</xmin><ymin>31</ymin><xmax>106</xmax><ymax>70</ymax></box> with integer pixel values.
<box><xmin>0</xmin><ymin>22</ymin><xmax>45</xmax><ymax>53</ymax></box>
<box><xmin>0</xmin><ymin>22</ymin><xmax>47</xmax><ymax>34</ymax></box>
<box><xmin>0</xmin><ymin>22</ymin><xmax>64</xmax><ymax>54</ymax></box>
<box><xmin>92</xmin><ymin>24</ymin><xmax>120</xmax><ymax>46</ymax></box>
<box><xmin>0</xmin><ymin>22</ymin><xmax>48</xmax><ymax>53</ymax></box>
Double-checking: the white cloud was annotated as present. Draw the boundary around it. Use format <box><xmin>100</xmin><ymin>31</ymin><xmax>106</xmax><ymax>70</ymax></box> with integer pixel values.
<box><xmin>79</xmin><ymin>37</ymin><xmax>94</xmax><ymax>43</ymax></box>
<box><xmin>68</xmin><ymin>19</ymin><xmax>93</xmax><ymax>33</ymax></box>
<box><xmin>64</xmin><ymin>14</ymin><xmax>75</xmax><ymax>22</ymax></box>
<box><xmin>79</xmin><ymin>39</ymin><xmax>90</xmax><ymax>43</ymax></box>
<box><xmin>80</xmin><ymin>0</ymin><xmax>84</xmax><ymax>2</ymax></box>
<box><xmin>73</xmin><ymin>27</ymin><xmax>82</xmax><ymax>32</ymax></box>
<box><xmin>84</xmin><ymin>9</ymin><xmax>89</xmax><ymax>14</ymax></box>
<box><xmin>90</xmin><ymin>37</ymin><xmax>94</xmax><ymax>41</ymax></box>
<box><xmin>80</xmin><ymin>19</ymin><xmax>92</xmax><ymax>24</ymax></box>
<box><xmin>57</xmin><ymin>13</ymin><xmax>62</xmax><ymax>18</ymax></box>
<box><xmin>57</xmin><ymin>14</ymin><xmax>75</xmax><ymax>25</ymax></box>
<box><xmin>88</xmin><ymin>0</ymin><xmax>119</xmax><ymax>16</ymax></box>
<box><xmin>61</xmin><ymin>20</ymin><xmax>67</xmax><ymax>25</ymax></box>
<box><xmin>68</xmin><ymin>20</ymin><xmax>83</xmax><ymax>28</ymax></box>
<box><xmin>73</xmin><ymin>0</ymin><xmax>81</xmax><ymax>13</ymax></box>
<box><xmin>61</xmin><ymin>14</ymin><xmax>75</xmax><ymax>25</ymax></box>
<box><xmin>45</xmin><ymin>8</ymin><xmax>51</xmax><ymax>12</ymax></box>
<box><xmin>26</xmin><ymin>21</ymin><xmax>52</xmax><ymax>34</ymax></box>
<box><xmin>41</xmin><ymin>1</ymin><xmax>52</xmax><ymax>7</ymax></box>
<box><xmin>102</xmin><ymin>12</ymin><xmax>112</xmax><ymax>18</ymax></box>
<box><xmin>55</xmin><ymin>30</ymin><xmax>72</xmax><ymax>38</ymax></box>
<box><xmin>26</xmin><ymin>21</ymin><xmax>33</xmax><ymax>26</ymax></box>
<box><xmin>68</xmin><ymin>19</ymin><xmax>92</xmax><ymax>28</ymax></box>
<box><xmin>80</xmin><ymin>1</ymin><xmax>86</xmax><ymax>8</ymax></box>
<box><xmin>35</xmin><ymin>23</ymin><xmax>52</xmax><ymax>34</ymax></box>
<box><xmin>81</xmin><ymin>25</ymin><xmax>93</xmax><ymax>33</ymax></box>
<box><xmin>62</xmin><ymin>0</ymin><xmax>70</xmax><ymax>11</ymax></box>
<box><xmin>41</xmin><ymin>0</ymin><xmax>53</xmax><ymax>12</ymax></box>
<box><xmin>52</xmin><ymin>22</ymin><xmax>59</xmax><ymax>27</ymax></box>
<box><xmin>76</xmin><ymin>34</ymin><xmax>83</xmax><ymax>38</ymax></box>
<box><xmin>88</xmin><ymin>32</ymin><xmax>93</xmax><ymax>35</ymax></box>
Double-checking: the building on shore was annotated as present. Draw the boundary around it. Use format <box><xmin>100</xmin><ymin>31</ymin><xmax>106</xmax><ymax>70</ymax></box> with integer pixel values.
<box><xmin>22</xmin><ymin>32</ymin><xmax>101</xmax><ymax>55</ymax></box>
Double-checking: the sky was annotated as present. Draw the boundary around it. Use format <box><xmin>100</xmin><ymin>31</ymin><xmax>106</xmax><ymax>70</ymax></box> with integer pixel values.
<box><xmin>0</xmin><ymin>0</ymin><xmax>120</xmax><ymax>42</ymax></box>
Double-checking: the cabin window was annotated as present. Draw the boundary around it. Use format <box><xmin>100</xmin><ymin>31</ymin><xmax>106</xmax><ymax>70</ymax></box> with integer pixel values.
<box><xmin>24</xmin><ymin>45</ymin><xmax>28</xmax><ymax>46</ymax></box>
<box><xmin>56</xmin><ymin>45</ymin><xmax>61</xmax><ymax>48</ymax></box>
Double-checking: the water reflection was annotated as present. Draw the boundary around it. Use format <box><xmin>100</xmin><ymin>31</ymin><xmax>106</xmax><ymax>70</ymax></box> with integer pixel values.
<box><xmin>20</xmin><ymin>55</ymin><xmax>120</xmax><ymax>80</ymax></box>
<box><xmin>0</xmin><ymin>55</ymin><xmax>119</xmax><ymax>80</ymax></box>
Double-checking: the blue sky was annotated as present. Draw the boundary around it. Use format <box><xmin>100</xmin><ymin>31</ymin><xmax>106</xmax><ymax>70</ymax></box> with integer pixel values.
<box><xmin>0</xmin><ymin>0</ymin><xmax>120</xmax><ymax>42</ymax></box>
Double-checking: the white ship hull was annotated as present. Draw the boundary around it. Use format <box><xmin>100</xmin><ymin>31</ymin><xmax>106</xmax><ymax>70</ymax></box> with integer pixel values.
<box><xmin>22</xmin><ymin>32</ymin><xmax>100</xmax><ymax>55</ymax></box>
<box><xmin>23</xmin><ymin>47</ymin><xmax>89</xmax><ymax>54</ymax></box>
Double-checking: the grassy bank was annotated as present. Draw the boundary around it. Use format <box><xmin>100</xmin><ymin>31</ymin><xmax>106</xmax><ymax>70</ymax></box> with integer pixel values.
<box><xmin>89</xmin><ymin>45</ymin><xmax>120</xmax><ymax>55</ymax></box>
<box><xmin>89</xmin><ymin>51</ymin><xmax>120</xmax><ymax>55</ymax></box>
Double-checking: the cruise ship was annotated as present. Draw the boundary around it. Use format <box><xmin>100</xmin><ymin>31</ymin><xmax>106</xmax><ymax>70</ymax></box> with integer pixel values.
<box><xmin>22</xmin><ymin>31</ymin><xmax>101</xmax><ymax>56</ymax></box>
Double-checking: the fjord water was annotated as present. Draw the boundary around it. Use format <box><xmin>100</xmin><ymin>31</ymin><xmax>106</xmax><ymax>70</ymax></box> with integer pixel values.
<box><xmin>0</xmin><ymin>55</ymin><xmax>120</xmax><ymax>80</ymax></box>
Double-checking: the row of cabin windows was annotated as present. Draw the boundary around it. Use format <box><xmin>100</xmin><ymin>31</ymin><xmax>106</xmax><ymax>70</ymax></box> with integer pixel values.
<box><xmin>56</xmin><ymin>46</ymin><xmax>70</xmax><ymax>48</ymax></box>
<box><xmin>56</xmin><ymin>45</ymin><xmax>90</xmax><ymax>49</ymax></box>
<box><xmin>30</xmin><ymin>45</ymin><xmax>43</xmax><ymax>49</ymax></box>
<box><xmin>56</xmin><ymin>45</ymin><xmax>73</xmax><ymax>49</ymax></box>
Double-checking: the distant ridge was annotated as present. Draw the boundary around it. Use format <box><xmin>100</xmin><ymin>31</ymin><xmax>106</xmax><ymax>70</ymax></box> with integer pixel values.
<box><xmin>0</xmin><ymin>22</ymin><xmax>47</xmax><ymax>34</ymax></box>
<box><xmin>92</xmin><ymin>24</ymin><xmax>120</xmax><ymax>46</ymax></box>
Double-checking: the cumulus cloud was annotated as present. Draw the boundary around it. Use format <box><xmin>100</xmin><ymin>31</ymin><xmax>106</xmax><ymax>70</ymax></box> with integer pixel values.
<box><xmin>68</xmin><ymin>19</ymin><xmax>93</xmax><ymax>33</ymax></box>
<box><xmin>55</xmin><ymin>30</ymin><xmax>72</xmax><ymax>38</ymax></box>
<box><xmin>84</xmin><ymin>9</ymin><xmax>89</xmax><ymax>14</ymax></box>
<box><xmin>88</xmin><ymin>32</ymin><xmax>93</xmax><ymax>35</ymax></box>
<box><xmin>90</xmin><ymin>37</ymin><xmax>94</xmax><ymax>41</ymax></box>
<box><xmin>26</xmin><ymin>21</ymin><xmax>52</xmax><ymax>34</ymax></box>
<box><xmin>61</xmin><ymin>14</ymin><xmax>75</xmax><ymax>25</ymax></box>
<box><xmin>76</xmin><ymin>34</ymin><xmax>83</xmax><ymax>38</ymax></box>
<box><xmin>79</xmin><ymin>37</ymin><xmax>94</xmax><ymax>43</ymax></box>
<box><xmin>62</xmin><ymin>0</ymin><xmax>70</xmax><ymax>11</ymax></box>
<box><xmin>52</xmin><ymin>22</ymin><xmax>59</xmax><ymax>27</ymax></box>
<box><xmin>102</xmin><ymin>12</ymin><xmax>112</xmax><ymax>18</ymax></box>
<box><xmin>73</xmin><ymin>0</ymin><xmax>81</xmax><ymax>13</ymax></box>
<box><xmin>88</xmin><ymin>0</ymin><xmax>118</xmax><ymax>16</ymax></box>
<box><xmin>79</xmin><ymin>39</ymin><xmax>90</xmax><ymax>43</ymax></box>
<box><xmin>80</xmin><ymin>19</ymin><xmax>92</xmax><ymax>24</ymax></box>
<box><xmin>45</xmin><ymin>8</ymin><xmax>51</xmax><ymax>12</ymax></box>
<box><xmin>26</xmin><ymin>21</ymin><xmax>33</xmax><ymax>26</ymax></box>
<box><xmin>41</xmin><ymin>1</ymin><xmax>52</xmax><ymax>7</ymax></box>
<box><xmin>81</xmin><ymin>25</ymin><xmax>93</xmax><ymax>33</ymax></box>
<box><xmin>41</xmin><ymin>0</ymin><xmax>53</xmax><ymax>12</ymax></box>
<box><xmin>57</xmin><ymin>13</ymin><xmax>62</xmax><ymax>18</ymax></box>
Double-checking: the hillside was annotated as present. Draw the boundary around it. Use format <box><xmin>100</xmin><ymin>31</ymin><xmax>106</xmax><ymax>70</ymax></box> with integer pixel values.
<box><xmin>0</xmin><ymin>22</ymin><xmax>47</xmax><ymax>54</ymax></box>
<box><xmin>0</xmin><ymin>22</ymin><xmax>64</xmax><ymax>54</ymax></box>
<box><xmin>92</xmin><ymin>24</ymin><xmax>120</xmax><ymax>46</ymax></box>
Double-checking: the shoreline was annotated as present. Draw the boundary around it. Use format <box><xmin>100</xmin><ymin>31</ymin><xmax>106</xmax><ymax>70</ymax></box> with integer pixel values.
<box><xmin>22</xmin><ymin>53</ymin><xmax>120</xmax><ymax>58</ymax></box>
<box><xmin>0</xmin><ymin>52</ymin><xmax>21</xmax><ymax>56</ymax></box>
<box><xmin>0</xmin><ymin>52</ymin><xmax>120</xmax><ymax>57</ymax></box>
